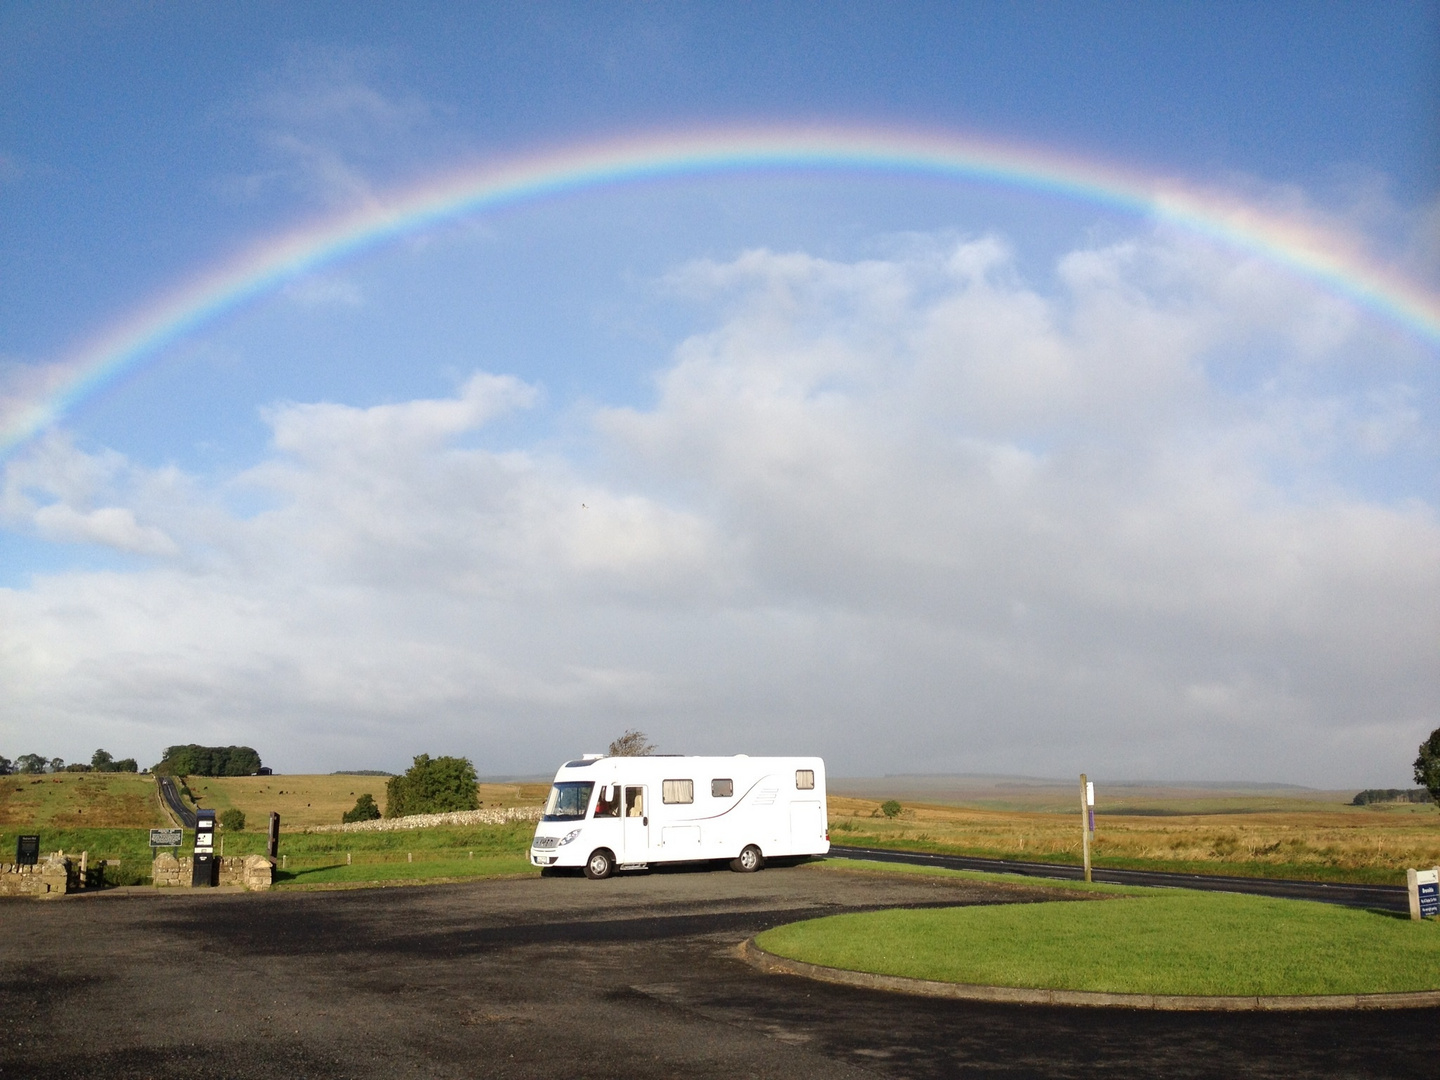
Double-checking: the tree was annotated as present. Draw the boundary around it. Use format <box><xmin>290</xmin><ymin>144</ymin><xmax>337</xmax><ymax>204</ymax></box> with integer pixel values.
<box><xmin>155</xmin><ymin>745</ymin><xmax>263</xmax><ymax>777</ymax></box>
<box><xmin>219</xmin><ymin>809</ymin><xmax>246</xmax><ymax>831</ymax></box>
<box><xmin>15</xmin><ymin>754</ymin><xmax>46</xmax><ymax>774</ymax></box>
<box><xmin>48</xmin><ymin>757</ymin><xmax>65</xmax><ymax>773</ymax></box>
<box><xmin>880</xmin><ymin>800</ymin><xmax>902</xmax><ymax>819</ymax></box>
<box><xmin>343</xmin><ymin>793</ymin><xmax>382</xmax><ymax>823</ymax></box>
<box><xmin>91</xmin><ymin>749</ymin><xmax>114</xmax><ymax>771</ymax></box>
<box><xmin>0</xmin><ymin>756</ymin><xmax>11</xmax><ymax>776</ymax></box>
<box><xmin>1416</xmin><ymin>726</ymin><xmax>1440</xmax><ymax>803</ymax></box>
<box><xmin>385</xmin><ymin>755</ymin><xmax>479</xmax><ymax>817</ymax></box>
<box><xmin>607</xmin><ymin>730</ymin><xmax>656</xmax><ymax>757</ymax></box>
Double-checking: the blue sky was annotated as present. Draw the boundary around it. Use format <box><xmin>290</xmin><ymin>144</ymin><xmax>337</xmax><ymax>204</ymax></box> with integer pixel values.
<box><xmin>0</xmin><ymin>2</ymin><xmax>1436</xmax><ymax>783</ymax></box>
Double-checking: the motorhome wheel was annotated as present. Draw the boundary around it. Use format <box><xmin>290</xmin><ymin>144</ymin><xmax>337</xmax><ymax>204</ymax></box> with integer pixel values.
<box><xmin>584</xmin><ymin>849</ymin><xmax>615</xmax><ymax>880</ymax></box>
<box><xmin>730</xmin><ymin>844</ymin><xmax>763</xmax><ymax>873</ymax></box>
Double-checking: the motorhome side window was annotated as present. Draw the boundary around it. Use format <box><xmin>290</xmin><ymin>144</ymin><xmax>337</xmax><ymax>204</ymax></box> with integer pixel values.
<box><xmin>662</xmin><ymin>779</ymin><xmax>694</xmax><ymax>804</ymax></box>
<box><xmin>795</xmin><ymin>769</ymin><xmax>815</xmax><ymax>790</ymax></box>
<box><xmin>593</xmin><ymin>785</ymin><xmax>621</xmax><ymax>818</ymax></box>
<box><xmin>711</xmin><ymin>778</ymin><xmax>733</xmax><ymax>798</ymax></box>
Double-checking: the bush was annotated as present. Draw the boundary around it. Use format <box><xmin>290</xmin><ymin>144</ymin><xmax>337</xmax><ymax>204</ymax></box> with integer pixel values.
<box><xmin>343</xmin><ymin>793</ymin><xmax>382</xmax><ymax>823</ymax></box>
<box><xmin>219</xmin><ymin>809</ymin><xmax>246</xmax><ymax>831</ymax></box>
<box><xmin>385</xmin><ymin>754</ymin><xmax>479</xmax><ymax>817</ymax></box>
<box><xmin>880</xmin><ymin>800</ymin><xmax>903</xmax><ymax>819</ymax></box>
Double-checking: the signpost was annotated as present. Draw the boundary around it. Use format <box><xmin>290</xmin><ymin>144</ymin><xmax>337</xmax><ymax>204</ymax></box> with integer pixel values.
<box><xmin>191</xmin><ymin>809</ymin><xmax>218</xmax><ymax>887</ymax></box>
<box><xmin>15</xmin><ymin>835</ymin><xmax>39</xmax><ymax>866</ymax></box>
<box><xmin>1079</xmin><ymin>774</ymin><xmax>1095</xmax><ymax>883</ymax></box>
<box><xmin>1409</xmin><ymin>867</ymin><xmax>1440</xmax><ymax>920</ymax></box>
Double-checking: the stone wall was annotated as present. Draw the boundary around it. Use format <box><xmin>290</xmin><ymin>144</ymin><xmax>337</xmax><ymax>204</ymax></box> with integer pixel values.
<box><xmin>152</xmin><ymin>853</ymin><xmax>272</xmax><ymax>891</ymax></box>
<box><xmin>305</xmin><ymin>805</ymin><xmax>543</xmax><ymax>834</ymax></box>
<box><xmin>0</xmin><ymin>854</ymin><xmax>72</xmax><ymax>898</ymax></box>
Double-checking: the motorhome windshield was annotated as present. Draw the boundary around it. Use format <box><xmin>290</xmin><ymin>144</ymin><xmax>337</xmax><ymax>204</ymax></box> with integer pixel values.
<box><xmin>543</xmin><ymin>781</ymin><xmax>595</xmax><ymax>821</ymax></box>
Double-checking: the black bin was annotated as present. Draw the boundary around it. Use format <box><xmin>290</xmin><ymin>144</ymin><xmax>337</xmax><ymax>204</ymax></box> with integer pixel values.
<box><xmin>191</xmin><ymin>852</ymin><xmax>218</xmax><ymax>887</ymax></box>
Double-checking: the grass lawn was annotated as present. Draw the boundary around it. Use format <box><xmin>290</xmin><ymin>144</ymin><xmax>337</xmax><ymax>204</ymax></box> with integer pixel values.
<box><xmin>755</xmin><ymin>891</ymin><xmax>1440</xmax><ymax>996</ymax></box>
<box><xmin>273</xmin><ymin>854</ymin><xmax>534</xmax><ymax>888</ymax></box>
<box><xmin>808</xmin><ymin>856</ymin><xmax>1146</xmax><ymax>894</ymax></box>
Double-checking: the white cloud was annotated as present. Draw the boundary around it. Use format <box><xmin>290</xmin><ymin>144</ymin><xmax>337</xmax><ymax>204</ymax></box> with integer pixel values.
<box><xmin>0</xmin><ymin>233</ymin><xmax>1435</xmax><ymax>784</ymax></box>
<box><xmin>219</xmin><ymin>47</ymin><xmax>442</xmax><ymax>210</ymax></box>
<box><xmin>31</xmin><ymin>504</ymin><xmax>178</xmax><ymax>556</ymax></box>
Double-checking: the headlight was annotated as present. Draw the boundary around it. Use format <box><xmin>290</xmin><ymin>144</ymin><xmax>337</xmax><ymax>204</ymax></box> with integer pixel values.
<box><xmin>559</xmin><ymin>829</ymin><xmax>583</xmax><ymax>845</ymax></box>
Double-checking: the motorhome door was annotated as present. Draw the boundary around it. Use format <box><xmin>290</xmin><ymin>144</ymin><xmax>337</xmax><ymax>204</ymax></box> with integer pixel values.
<box><xmin>621</xmin><ymin>785</ymin><xmax>648</xmax><ymax>860</ymax></box>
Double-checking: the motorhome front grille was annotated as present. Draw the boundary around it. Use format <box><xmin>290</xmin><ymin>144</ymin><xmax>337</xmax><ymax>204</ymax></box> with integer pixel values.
<box><xmin>532</xmin><ymin>836</ymin><xmax>561</xmax><ymax>849</ymax></box>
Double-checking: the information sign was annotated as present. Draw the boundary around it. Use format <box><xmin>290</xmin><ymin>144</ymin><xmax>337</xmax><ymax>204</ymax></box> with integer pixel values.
<box><xmin>193</xmin><ymin>809</ymin><xmax>216</xmax><ymax>854</ymax></box>
<box><xmin>15</xmin><ymin>835</ymin><xmax>40</xmax><ymax>865</ymax></box>
<box><xmin>1419</xmin><ymin>868</ymin><xmax>1439</xmax><ymax>919</ymax></box>
<box><xmin>149</xmin><ymin>828</ymin><xmax>184</xmax><ymax>848</ymax></box>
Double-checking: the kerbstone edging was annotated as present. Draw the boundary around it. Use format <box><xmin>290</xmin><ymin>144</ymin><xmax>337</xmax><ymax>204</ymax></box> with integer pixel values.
<box><xmin>738</xmin><ymin>939</ymin><xmax>1440</xmax><ymax>1012</ymax></box>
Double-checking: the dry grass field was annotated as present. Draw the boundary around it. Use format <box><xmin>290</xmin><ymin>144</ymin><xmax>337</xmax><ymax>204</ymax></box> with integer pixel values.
<box><xmin>0</xmin><ymin>772</ymin><xmax>168</xmax><ymax>828</ymax></box>
<box><xmin>188</xmin><ymin>775</ymin><xmax>549</xmax><ymax>829</ymax></box>
<box><xmin>827</xmin><ymin>782</ymin><xmax>1440</xmax><ymax>884</ymax></box>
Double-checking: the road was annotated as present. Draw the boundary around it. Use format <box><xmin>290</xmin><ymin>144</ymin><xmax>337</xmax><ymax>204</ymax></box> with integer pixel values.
<box><xmin>827</xmin><ymin>843</ymin><xmax>1410</xmax><ymax>912</ymax></box>
<box><xmin>1</xmin><ymin>863</ymin><xmax>1432</xmax><ymax>1079</ymax></box>
<box><xmin>155</xmin><ymin>774</ymin><xmax>197</xmax><ymax>828</ymax></box>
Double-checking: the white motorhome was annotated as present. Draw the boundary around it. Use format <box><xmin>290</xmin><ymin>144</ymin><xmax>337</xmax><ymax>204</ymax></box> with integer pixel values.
<box><xmin>530</xmin><ymin>755</ymin><xmax>829</xmax><ymax>879</ymax></box>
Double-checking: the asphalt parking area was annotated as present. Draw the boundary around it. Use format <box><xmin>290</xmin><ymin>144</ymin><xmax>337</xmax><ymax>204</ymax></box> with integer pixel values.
<box><xmin>1</xmin><ymin>863</ymin><xmax>1434</xmax><ymax>1079</ymax></box>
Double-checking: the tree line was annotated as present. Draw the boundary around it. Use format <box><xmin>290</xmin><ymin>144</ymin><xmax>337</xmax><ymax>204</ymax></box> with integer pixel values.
<box><xmin>1351</xmin><ymin>788</ymin><xmax>1434</xmax><ymax>806</ymax></box>
<box><xmin>0</xmin><ymin>749</ymin><xmax>138</xmax><ymax>775</ymax></box>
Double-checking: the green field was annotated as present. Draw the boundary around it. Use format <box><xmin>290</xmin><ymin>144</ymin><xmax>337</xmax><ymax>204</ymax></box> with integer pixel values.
<box><xmin>756</xmin><ymin>890</ymin><xmax>1440</xmax><ymax>996</ymax></box>
<box><xmin>0</xmin><ymin>820</ymin><xmax>540</xmax><ymax>888</ymax></box>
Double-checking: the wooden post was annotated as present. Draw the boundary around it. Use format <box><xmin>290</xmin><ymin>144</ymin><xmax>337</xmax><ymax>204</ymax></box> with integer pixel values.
<box><xmin>1080</xmin><ymin>773</ymin><xmax>1091</xmax><ymax>883</ymax></box>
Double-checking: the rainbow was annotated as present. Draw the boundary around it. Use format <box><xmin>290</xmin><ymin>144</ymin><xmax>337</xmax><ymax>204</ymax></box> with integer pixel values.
<box><xmin>3</xmin><ymin>125</ymin><xmax>1437</xmax><ymax>460</ymax></box>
